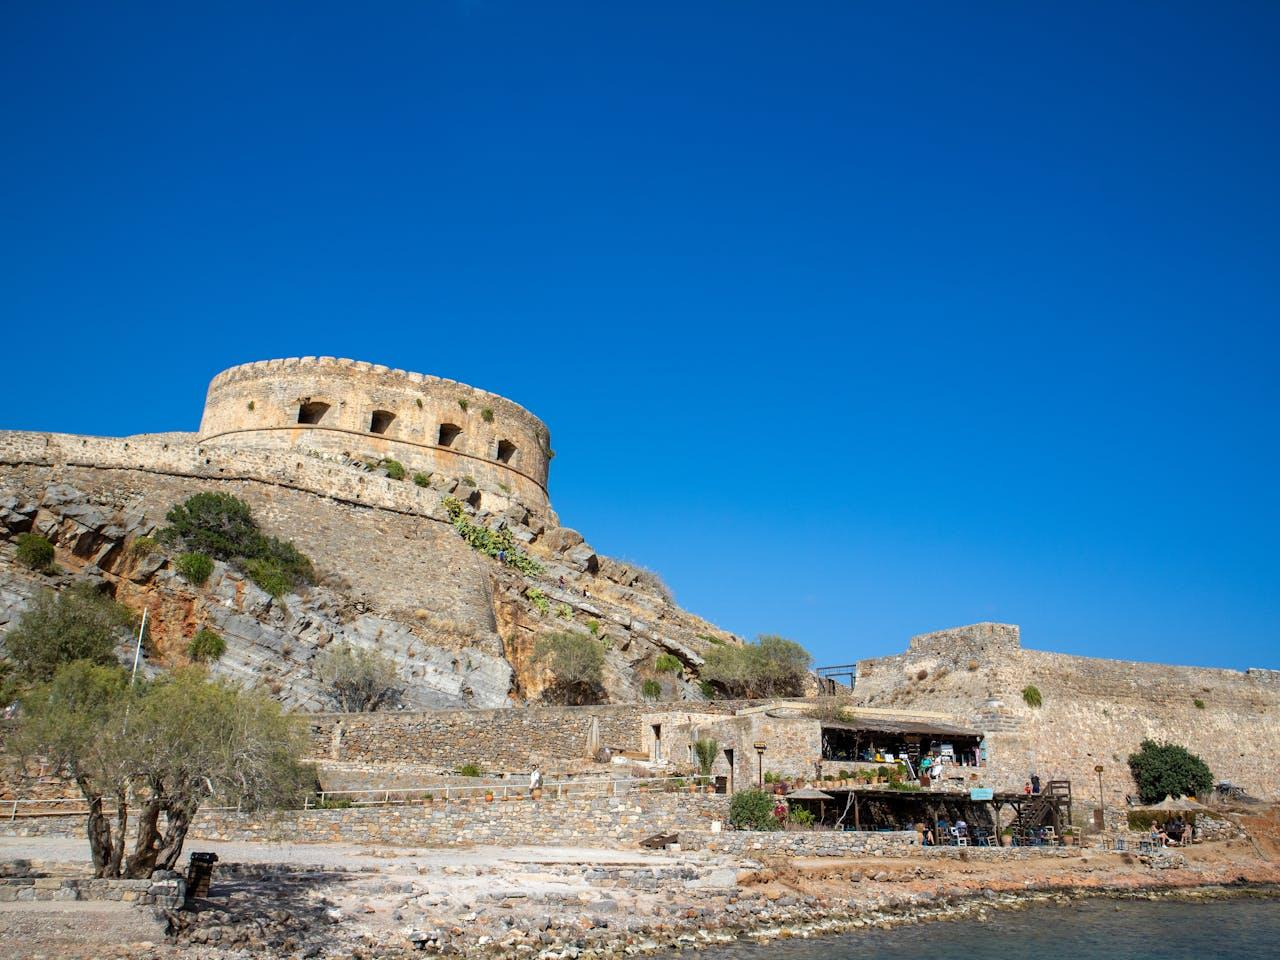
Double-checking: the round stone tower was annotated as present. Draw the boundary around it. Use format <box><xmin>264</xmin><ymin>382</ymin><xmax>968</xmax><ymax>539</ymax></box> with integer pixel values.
<box><xmin>198</xmin><ymin>357</ymin><xmax>551</xmax><ymax>507</ymax></box>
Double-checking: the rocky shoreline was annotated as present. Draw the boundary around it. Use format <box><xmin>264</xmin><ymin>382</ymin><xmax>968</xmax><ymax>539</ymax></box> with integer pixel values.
<box><xmin>151</xmin><ymin>850</ymin><xmax>1280</xmax><ymax>960</ymax></box>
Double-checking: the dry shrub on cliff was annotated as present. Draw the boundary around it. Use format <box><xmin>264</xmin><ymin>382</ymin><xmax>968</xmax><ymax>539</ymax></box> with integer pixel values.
<box><xmin>702</xmin><ymin>635</ymin><xmax>811</xmax><ymax>698</ymax></box>
<box><xmin>314</xmin><ymin>642</ymin><xmax>404</xmax><ymax>712</ymax></box>
<box><xmin>534</xmin><ymin>631</ymin><xmax>605</xmax><ymax>704</ymax></box>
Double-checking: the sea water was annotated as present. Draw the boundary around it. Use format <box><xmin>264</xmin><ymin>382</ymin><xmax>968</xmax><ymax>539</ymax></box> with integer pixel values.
<box><xmin>705</xmin><ymin>896</ymin><xmax>1280</xmax><ymax>960</ymax></box>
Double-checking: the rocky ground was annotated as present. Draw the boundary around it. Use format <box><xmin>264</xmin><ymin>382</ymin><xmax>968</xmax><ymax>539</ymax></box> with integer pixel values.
<box><xmin>1</xmin><ymin>828</ymin><xmax>1278</xmax><ymax>960</ymax></box>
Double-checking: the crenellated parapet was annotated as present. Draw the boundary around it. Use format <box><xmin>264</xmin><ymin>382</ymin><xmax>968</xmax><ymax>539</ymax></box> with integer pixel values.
<box><xmin>198</xmin><ymin>357</ymin><xmax>551</xmax><ymax>507</ymax></box>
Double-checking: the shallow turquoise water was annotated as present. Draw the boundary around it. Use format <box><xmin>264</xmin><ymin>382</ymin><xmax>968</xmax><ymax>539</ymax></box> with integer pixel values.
<box><xmin>709</xmin><ymin>896</ymin><xmax>1280</xmax><ymax>960</ymax></box>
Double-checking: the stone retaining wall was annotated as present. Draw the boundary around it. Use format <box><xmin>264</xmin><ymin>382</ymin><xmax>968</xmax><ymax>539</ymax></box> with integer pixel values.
<box><xmin>682</xmin><ymin>829</ymin><xmax>1079</xmax><ymax>859</ymax></box>
<box><xmin>0</xmin><ymin>874</ymin><xmax>184</xmax><ymax>906</ymax></box>
<box><xmin>189</xmin><ymin>792</ymin><xmax>728</xmax><ymax>847</ymax></box>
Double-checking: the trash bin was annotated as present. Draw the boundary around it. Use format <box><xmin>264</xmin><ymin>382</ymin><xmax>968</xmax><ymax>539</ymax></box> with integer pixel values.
<box><xmin>186</xmin><ymin>851</ymin><xmax>219</xmax><ymax>900</ymax></box>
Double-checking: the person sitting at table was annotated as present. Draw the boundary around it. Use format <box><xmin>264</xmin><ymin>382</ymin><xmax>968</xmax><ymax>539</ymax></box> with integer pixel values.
<box><xmin>955</xmin><ymin>817</ymin><xmax>968</xmax><ymax>838</ymax></box>
<box><xmin>1150</xmin><ymin>821</ymin><xmax>1168</xmax><ymax>846</ymax></box>
<box><xmin>1167</xmin><ymin>817</ymin><xmax>1185</xmax><ymax>846</ymax></box>
<box><xmin>938</xmin><ymin>816</ymin><xmax>952</xmax><ymax>842</ymax></box>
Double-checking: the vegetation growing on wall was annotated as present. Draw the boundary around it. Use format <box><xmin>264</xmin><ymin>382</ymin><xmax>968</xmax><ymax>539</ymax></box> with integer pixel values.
<box><xmin>379</xmin><ymin>459</ymin><xmax>406</xmax><ymax>481</ymax></box>
<box><xmin>15</xmin><ymin>533</ymin><xmax>55</xmax><ymax>573</ymax></box>
<box><xmin>641</xmin><ymin>679</ymin><xmax>662</xmax><ymax>700</ymax></box>
<box><xmin>1022</xmin><ymin>685</ymin><xmax>1043</xmax><ymax>708</ymax></box>
<box><xmin>412</xmin><ymin>472</ymin><xmax>431</xmax><ymax>487</ymax></box>
<box><xmin>442</xmin><ymin>496</ymin><xmax>544</xmax><ymax>575</ymax></box>
<box><xmin>159</xmin><ymin>493</ymin><xmax>315</xmax><ymax>597</ymax></box>
<box><xmin>702</xmin><ymin>635</ymin><xmax>811</xmax><ymax>698</ymax></box>
<box><xmin>1127</xmin><ymin>739</ymin><xmax>1213</xmax><ymax>804</ymax></box>
<box><xmin>481</xmin><ymin>407</ymin><xmax>494</xmax><ymax>422</ymax></box>
<box><xmin>526</xmin><ymin>587</ymin><xmax>550</xmax><ymax>615</ymax></box>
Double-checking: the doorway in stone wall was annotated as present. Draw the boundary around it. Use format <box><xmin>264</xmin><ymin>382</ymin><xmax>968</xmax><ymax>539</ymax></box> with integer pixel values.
<box><xmin>724</xmin><ymin>748</ymin><xmax>735</xmax><ymax>792</ymax></box>
<box><xmin>651</xmin><ymin>724</ymin><xmax>662</xmax><ymax>762</ymax></box>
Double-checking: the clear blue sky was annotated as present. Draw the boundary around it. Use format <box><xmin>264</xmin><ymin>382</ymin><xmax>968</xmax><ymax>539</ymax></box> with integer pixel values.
<box><xmin>3</xmin><ymin>3</ymin><xmax>1277</xmax><ymax>670</ymax></box>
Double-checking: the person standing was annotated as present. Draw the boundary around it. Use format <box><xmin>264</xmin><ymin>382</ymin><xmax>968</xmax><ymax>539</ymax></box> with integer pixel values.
<box><xmin>529</xmin><ymin>764</ymin><xmax>543</xmax><ymax>796</ymax></box>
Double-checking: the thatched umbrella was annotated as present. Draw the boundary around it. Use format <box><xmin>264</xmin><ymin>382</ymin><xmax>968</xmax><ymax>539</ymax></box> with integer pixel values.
<box><xmin>786</xmin><ymin>787</ymin><xmax>835</xmax><ymax>825</ymax></box>
<box><xmin>1138</xmin><ymin>794</ymin><xmax>1208</xmax><ymax>811</ymax></box>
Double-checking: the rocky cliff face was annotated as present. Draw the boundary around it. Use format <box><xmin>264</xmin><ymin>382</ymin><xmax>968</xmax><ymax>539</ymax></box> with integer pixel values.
<box><xmin>0</xmin><ymin>431</ymin><xmax>737</xmax><ymax>710</ymax></box>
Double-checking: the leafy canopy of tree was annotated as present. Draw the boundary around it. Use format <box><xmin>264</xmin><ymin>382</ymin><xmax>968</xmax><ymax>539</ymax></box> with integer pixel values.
<box><xmin>1127</xmin><ymin>739</ymin><xmax>1213</xmax><ymax>804</ymax></box>
<box><xmin>12</xmin><ymin>663</ymin><xmax>310</xmax><ymax>879</ymax></box>
<box><xmin>701</xmin><ymin>634</ymin><xmax>812</xmax><ymax>698</ymax></box>
<box><xmin>534</xmin><ymin>631</ymin><xmax>605</xmax><ymax>704</ymax></box>
<box><xmin>160</xmin><ymin>492</ymin><xmax>314</xmax><ymax>596</ymax></box>
<box><xmin>3</xmin><ymin>583</ymin><xmax>133</xmax><ymax>684</ymax></box>
<box><xmin>314</xmin><ymin>642</ymin><xmax>403</xmax><ymax>712</ymax></box>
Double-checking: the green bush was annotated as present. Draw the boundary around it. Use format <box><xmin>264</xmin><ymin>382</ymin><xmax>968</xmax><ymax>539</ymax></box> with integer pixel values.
<box><xmin>527</xmin><ymin>587</ymin><xmax>550</xmax><ymax>615</ymax></box>
<box><xmin>1127</xmin><ymin>739</ymin><xmax>1213</xmax><ymax>804</ymax></box>
<box><xmin>175</xmin><ymin>552</ymin><xmax>214</xmax><ymax>586</ymax></box>
<box><xmin>1193</xmin><ymin>698</ymin><xmax>1205</xmax><ymax>709</ymax></box>
<box><xmin>586</xmin><ymin>619</ymin><xmax>600</xmax><ymax>635</ymax></box>
<box><xmin>412</xmin><ymin>472</ymin><xmax>431</xmax><ymax>488</ymax></box>
<box><xmin>4</xmin><ymin>583</ymin><xmax>134</xmax><ymax>683</ymax></box>
<box><xmin>888</xmin><ymin>781</ymin><xmax>922</xmax><ymax>792</ymax></box>
<box><xmin>654</xmin><ymin>653</ymin><xmax>682</xmax><ymax>674</ymax></box>
<box><xmin>317</xmin><ymin>796</ymin><xmax>353</xmax><ymax>809</ymax></box>
<box><xmin>15</xmin><ymin>533</ymin><xmax>55</xmax><ymax>572</ymax></box>
<box><xmin>457</xmin><ymin>398</ymin><xmax>469</xmax><ymax>411</ymax></box>
<box><xmin>481</xmin><ymin>407</ymin><xmax>494</xmax><ymax>423</ymax></box>
<box><xmin>243</xmin><ymin>558</ymin><xmax>292</xmax><ymax>597</ymax></box>
<box><xmin>789</xmin><ymin>807</ymin><xmax>815</xmax><ymax>826</ymax></box>
<box><xmin>1022</xmin><ymin>685</ymin><xmax>1043</xmax><ymax>708</ymax></box>
<box><xmin>457</xmin><ymin>763</ymin><xmax>483</xmax><ymax>777</ymax></box>
<box><xmin>187</xmin><ymin>628</ymin><xmax>226</xmax><ymax>663</ymax></box>
<box><xmin>641</xmin><ymin>679</ymin><xmax>662</xmax><ymax>700</ymax></box>
<box><xmin>556</xmin><ymin>603</ymin><xmax>573</xmax><ymax>619</ymax></box>
<box><xmin>729</xmin><ymin>789</ymin><xmax>781</xmax><ymax>831</ymax></box>
<box><xmin>699</xmin><ymin>679</ymin><xmax>716</xmax><ymax>699</ymax></box>
<box><xmin>160</xmin><ymin>493</ymin><xmax>314</xmax><ymax>594</ymax></box>
<box><xmin>381</xmin><ymin>459</ymin><xmax>406</xmax><ymax>481</ymax></box>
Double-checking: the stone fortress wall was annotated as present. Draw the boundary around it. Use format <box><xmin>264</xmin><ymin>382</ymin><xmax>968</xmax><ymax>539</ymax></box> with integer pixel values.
<box><xmin>198</xmin><ymin>357</ymin><xmax>551</xmax><ymax>509</ymax></box>
<box><xmin>851</xmin><ymin>623</ymin><xmax>1280</xmax><ymax>807</ymax></box>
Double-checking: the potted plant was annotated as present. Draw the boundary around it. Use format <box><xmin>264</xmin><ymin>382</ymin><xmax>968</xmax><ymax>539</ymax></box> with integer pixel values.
<box><xmin>484</xmin><ymin>789</ymin><xmax>494</xmax><ymax>803</ymax></box>
<box><xmin>531</xmin><ymin>786</ymin><xmax>543</xmax><ymax>801</ymax></box>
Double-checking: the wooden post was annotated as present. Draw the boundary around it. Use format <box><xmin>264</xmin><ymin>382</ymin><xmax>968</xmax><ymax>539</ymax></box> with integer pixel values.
<box><xmin>993</xmin><ymin>801</ymin><xmax>1002</xmax><ymax>846</ymax></box>
<box><xmin>853</xmin><ymin>790</ymin><xmax>860</xmax><ymax>830</ymax></box>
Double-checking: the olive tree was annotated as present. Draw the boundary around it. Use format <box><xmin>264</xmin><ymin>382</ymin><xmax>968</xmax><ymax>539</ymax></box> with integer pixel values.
<box><xmin>13</xmin><ymin>665</ymin><xmax>310</xmax><ymax>879</ymax></box>
<box><xmin>314</xmin><ymin>642</ymin><xmax>403</xmax><ymax>712</ymax></box>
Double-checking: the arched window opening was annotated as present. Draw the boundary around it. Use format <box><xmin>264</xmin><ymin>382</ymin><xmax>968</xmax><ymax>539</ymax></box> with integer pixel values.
<box><xmin>298</xmin><ymin>401</ymin><xmax>330</xmax><ymax>425</ymax></box>
<box><xmin>369</xmin><ymin>410</ymin><xmax>396</xmax><ymax>434</ymax></box>
<box><xmin>438</xmin><ymin>423</ymin><xmax>462</xmax><ymax>447</ymax></box>
<box><xmin>496</xmin><ymin>439</ymin><xmax>517</xmax><ymax>464</ymax></box>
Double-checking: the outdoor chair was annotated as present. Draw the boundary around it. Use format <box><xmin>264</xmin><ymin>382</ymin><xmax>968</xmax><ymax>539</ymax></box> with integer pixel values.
<box><xmin>974</xmin><ymin>831</ymin><xmax>993</xmax><ymax>846</ymax></box>
<box><xmin>949</xmin><ymin>827</ymin><xmax>969</xmax><ymax>846</ymax></box>
<box><xmin>1041</xmin><ymin>826</ymin><xmax>1057</xmax><ymax>844</ymax></box>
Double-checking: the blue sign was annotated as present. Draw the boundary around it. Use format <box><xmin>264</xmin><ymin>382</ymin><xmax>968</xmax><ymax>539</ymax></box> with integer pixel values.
<box><xmin>969</xmin><ymin>788</ymin><xmax>994</xmax><ymax>801</ymax></box>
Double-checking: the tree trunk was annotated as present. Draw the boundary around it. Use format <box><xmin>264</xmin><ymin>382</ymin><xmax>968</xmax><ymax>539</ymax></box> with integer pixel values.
<box><xmin>123</xmin><ymin>794</ymin><xmax>164</xmax><ymax>879</ymax></box>
<box><xmin>106</xmin><ymin>789</ymin><xmax>128</xmax><ymax>879</ymax></box>
<box><xmin>153</xmin><ymin>794</ymin><xmax>200</xmax><ymax>873</ymax></box>
<box><xmin>77</xmin><ymin>778</ymin><xmax>113</xmax><ymax>879</ymax></box>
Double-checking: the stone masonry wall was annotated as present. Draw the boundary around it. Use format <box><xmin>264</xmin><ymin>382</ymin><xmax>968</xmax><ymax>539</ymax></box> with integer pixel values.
<box><xmin>198</xmin><ymin>358</ymin><xmax>551</xmax><ymax>508</ymax></box>
<box><xmin>308</xmin><ymin>700</ymin><xmax>789</xmax><ymax>770</ymax></box>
